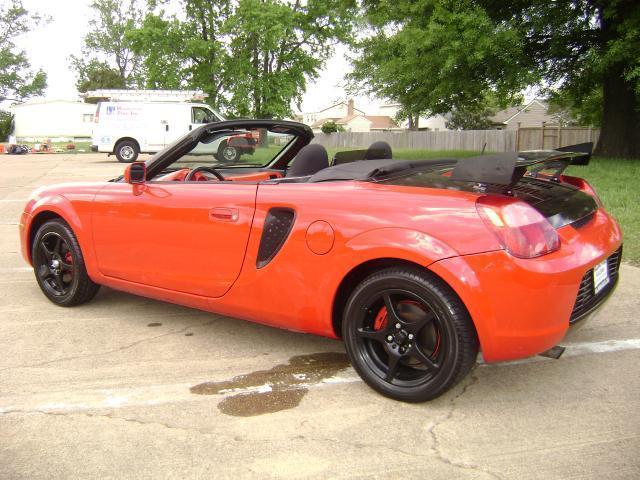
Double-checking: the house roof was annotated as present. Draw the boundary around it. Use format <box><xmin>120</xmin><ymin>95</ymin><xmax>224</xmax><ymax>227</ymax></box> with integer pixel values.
<box><xmin>313</xmin><ymin>100</ymin><xmax>365</xmax><ymax>116</ymax></box>
<box><xmin>489</xmin><ymin>99</ymin><xmax>549</xmax><ymax>125</ymax></box>
<box><xmin>336</xmin><ymin>114</ymin><xmax>398</xmax><ymax>129</ymax></box>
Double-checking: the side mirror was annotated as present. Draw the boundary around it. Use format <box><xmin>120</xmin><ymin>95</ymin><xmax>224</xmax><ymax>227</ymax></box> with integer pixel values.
<box><xmin>124</xmin><ymin>162</ymin><xmax>146</xmax><ymax>184</ymax></box>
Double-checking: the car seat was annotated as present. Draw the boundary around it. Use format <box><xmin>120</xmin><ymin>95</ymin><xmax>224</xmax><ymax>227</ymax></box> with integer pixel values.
<box><xmin>286</xmin><ymin>144</ymin><xmax>329</xmax><ymax>177</ymax></box>
<box><xmin>364</xmin><ymin>141</ymin><xmax>392</xmax><ymax>160</ymax></box>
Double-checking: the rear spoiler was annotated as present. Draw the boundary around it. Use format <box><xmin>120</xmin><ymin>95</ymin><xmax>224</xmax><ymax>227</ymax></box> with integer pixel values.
<box><xmin>451</xmin><ymin>142</ymin><xmax>593</xmax><ymax>190</ymax></box>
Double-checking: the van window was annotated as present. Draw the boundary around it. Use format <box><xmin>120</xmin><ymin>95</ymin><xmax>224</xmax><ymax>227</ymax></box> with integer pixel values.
<box><xmin>192</xmin><ymin>107</ymin><xmax>218</xmax><ymax>124</ymax></box>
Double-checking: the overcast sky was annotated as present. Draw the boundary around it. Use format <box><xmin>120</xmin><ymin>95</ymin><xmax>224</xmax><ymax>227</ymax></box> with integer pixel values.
<box><xmin>15</xmin><ymin>0</ymin><xmax>376</xmax><ymax>114</ymax></box>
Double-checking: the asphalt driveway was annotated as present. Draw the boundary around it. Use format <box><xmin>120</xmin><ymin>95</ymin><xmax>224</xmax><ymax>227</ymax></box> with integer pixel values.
<box><xmin>0</xmin><ymin>153</ymin><xmax>638</xmax><ymax>479</ymax></box>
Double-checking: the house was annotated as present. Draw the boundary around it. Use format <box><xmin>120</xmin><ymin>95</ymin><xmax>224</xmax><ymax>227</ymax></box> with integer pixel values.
<box><xmin>489</xmin><ymin>99</ymin><xmax>557</xmax><ymax>130</ymax></box>
<box><xmin>302</xmin><ymin>99</ymin><xmax>366</xmax><ymax>126</ymax></box>
<box><xmin>308</xmin><ymin>100</ymin><xmax>398</xmax><ymax>133</ymax></box>
<box><xmin>377</xmin><ymin>103</ymin><xmax>451</xmax><ymax>131</ymax></box>
<box><xmin>9</xmin><ymin>99</ymin><xmax>97</xmax><ymax>141</ymax></box>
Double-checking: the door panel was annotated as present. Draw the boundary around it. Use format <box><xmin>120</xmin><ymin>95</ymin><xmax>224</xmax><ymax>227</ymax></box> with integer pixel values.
<box><xmin>92</xmin><ymin>182</ymin><xmax>257</xmax><ymax>297</ymax></box>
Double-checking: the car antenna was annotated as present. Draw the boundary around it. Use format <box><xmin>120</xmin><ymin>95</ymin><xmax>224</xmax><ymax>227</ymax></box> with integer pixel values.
<box><xmin>481</xmin><ymin>142</ymin><xmax>487</xmax><ymax>155</ymax></box>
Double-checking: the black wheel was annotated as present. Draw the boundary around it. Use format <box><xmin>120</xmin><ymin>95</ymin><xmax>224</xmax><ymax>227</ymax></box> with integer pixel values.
<box><xmin>217</xmin><ymin>142</ymin><xmax>240</xmax><ymax>163</ymax></box>
<box><xmin>32</xmin><ymin>219</ymin><xmax>100</xmax><ymax>307</ymax></box>
<box><xmin>114</xmin><ymin>140</ymin><xmax>139</xmax><ymax>163</ymax></box>
<box><xmin>342</xmin><ymin>267</ymin><xmax>478</xmax><ymax>402</ymax></box>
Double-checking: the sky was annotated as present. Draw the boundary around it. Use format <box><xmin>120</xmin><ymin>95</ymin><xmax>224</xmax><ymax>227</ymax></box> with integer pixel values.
<box><xmin>14</xmin><ymin>0</ymin><xmax>378</xmax><ymax>114</ymax></box>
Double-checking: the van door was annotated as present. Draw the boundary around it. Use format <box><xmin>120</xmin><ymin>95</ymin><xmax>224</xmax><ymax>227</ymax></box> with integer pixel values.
<box><xmin>161</xmin><ymin>104</ymin><xmax>188</xmax><ymax>147</ymax></box>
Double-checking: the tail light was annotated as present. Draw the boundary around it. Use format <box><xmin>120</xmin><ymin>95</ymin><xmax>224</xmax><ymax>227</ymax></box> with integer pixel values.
<box><xmin>560</xmin><ymin>175</ymin><xmax>602</xmax><ymax>207</ymax></box>
<box><xmin>476</xmin><ymin>196</ymin><xmax>560</xmax><ymax>258</ymax></box>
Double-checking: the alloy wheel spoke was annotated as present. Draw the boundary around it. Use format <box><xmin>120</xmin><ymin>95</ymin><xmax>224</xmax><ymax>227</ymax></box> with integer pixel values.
<box><xmin>60</xmin><ymin>259</ymin><xmax>73</xmax><ymax>270</ymax></box>
<box><xmin>385</xmin><ymin>353</ymin><xmax>401</xmax><ymax>382</ymax></box>
<box><xmin>409</xmin><ymin>311</ymin><xmax>436</xmax><ymax>335</ymax></box>
<box><xmin>356</xmin><ymin>327</ymin><xmax>387</xmax><ymax>343</ymax></box>
<box><xmin>382</xmin><ymin>293</ymin><xmax>401</xmax><ymax>325</ymax></box>
<box><xmin>53</xmin><ymin>236</ymin><xmax>62</xmax><ymax>255</ymax></box>
<box><xmin>40</xmin><ymin>242</ymin><xmax>53</xmax><ymax>262</ymax></box>
<box><xmin>409</xmin><ymin>344</ymin><xmax>440</xmax><ymax>371</ymax></box>
<box><xmin>53</xmin><ymin>272</ymin><xmax>66</xmax><ymax>294</ymax></box>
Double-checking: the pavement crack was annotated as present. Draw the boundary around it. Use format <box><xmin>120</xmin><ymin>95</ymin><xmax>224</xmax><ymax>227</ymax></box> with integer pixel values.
<box><xmin>426</xmin><ymin>370</ymin><xmax>503</xmax><ymax>480</ymax></box>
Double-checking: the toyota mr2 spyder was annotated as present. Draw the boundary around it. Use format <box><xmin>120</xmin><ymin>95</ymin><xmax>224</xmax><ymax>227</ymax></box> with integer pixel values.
<box><xmin>19</xmin><ymin>120</ymin><xmax>622</xmax><ymax>402</ymax></box>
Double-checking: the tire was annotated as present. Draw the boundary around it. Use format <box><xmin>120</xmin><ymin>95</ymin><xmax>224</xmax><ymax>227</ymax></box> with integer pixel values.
<box><xmin>32</xmin><ymin>219</ymin><xmax>100</xmax><ymax>307</ymax></box>
<box><xmin>342</xmin><ymin>267</ymin><xmax>478</xmax><ymax>402</ymax></box>
<box><xmin>114</xmin><ymin>140</ymin><xmax>139</xmax><ymax>163</ymax></box>
<box><xmin>217</xmin><ymin>142</ymin><xmax>240</xmax><ymax>163</ymax></box>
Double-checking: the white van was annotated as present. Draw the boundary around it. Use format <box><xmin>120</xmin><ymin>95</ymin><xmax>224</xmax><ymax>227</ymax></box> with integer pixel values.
<box><xmin>90</xmin><ymin>101</ymin><xmax>227</xmax><ymax>162</ymax></box>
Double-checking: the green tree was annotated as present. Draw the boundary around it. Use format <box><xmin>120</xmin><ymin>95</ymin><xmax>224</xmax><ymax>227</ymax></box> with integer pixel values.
<box><xmin>353</xmin><ymin>0</ymin><xmax>640</xmax><ymax>158</ymax></box>
<box><xmin>477</xmin><ymin>0</ymin><xmax>640</xmax><ymax>157</ymax></box>
<box><xmin>130</xmin><ymin>0</ymin><xmax>356</xmax><ymax>117</ymax></box>
<box><xmin>72</xmin><ymin>59</ymin><xmax>127</xmax><ymax>96</ymax></box>
<box><xmin>71</xmin><ymin>0</ymin><xmax>145</xmax><ymax>90</ymax></box>
<box><xmin>445</xmin><ymin>105</ymin><xmax>495</xmax><ymax>131</ymax></box>
<box><xmin>350</xmin><ymin>1</ymin><xmax>529</xmax><ymax>131</ymax></box>
<box><xmin>225</xmin><ymin>0</ymin><xmax>356</xmax><ymax>118</ymax></box>
<box><xmin>0</xmin><ymin>0</ymin><xmax>47</xmax><ymax>102</ymax></box>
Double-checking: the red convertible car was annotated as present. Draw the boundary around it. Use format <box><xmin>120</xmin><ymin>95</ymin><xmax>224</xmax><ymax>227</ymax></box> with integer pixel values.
<box><xmin>19</xmin><ymin>120</ymin><xmax>622</xmax><ymax>402</ymax></box>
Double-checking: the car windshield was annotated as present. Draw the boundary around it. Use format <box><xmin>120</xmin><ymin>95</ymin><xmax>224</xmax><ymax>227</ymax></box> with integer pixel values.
<box><xmin>172</xmin><ymin>128</ymin><xmax>296</xmax><ymax>168</ymax></box>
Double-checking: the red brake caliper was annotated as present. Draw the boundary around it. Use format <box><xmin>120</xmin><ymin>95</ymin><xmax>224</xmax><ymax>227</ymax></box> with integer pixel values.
<box><xmin>64</xmin><ymin>251</ymin><xmax>73</xmax><ymax>270</ymax></box>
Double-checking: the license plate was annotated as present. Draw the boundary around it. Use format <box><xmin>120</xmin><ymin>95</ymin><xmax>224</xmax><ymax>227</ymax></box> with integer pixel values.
<box><xmin>593</xmin><ymin>259</ymin><xmax>610</xmax><ymax>295</ymax></box>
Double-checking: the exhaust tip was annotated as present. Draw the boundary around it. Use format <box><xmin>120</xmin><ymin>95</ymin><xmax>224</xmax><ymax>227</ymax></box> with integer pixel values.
<box><xmin>539</xmin><ymin>345</ymin><xmax>566</xmax><ymax>360</ymax></box>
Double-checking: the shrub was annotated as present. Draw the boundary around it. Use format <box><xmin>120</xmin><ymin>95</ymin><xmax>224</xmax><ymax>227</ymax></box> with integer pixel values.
<box><xmin>321</xmin><ymin>120</ymin><xmax>344</xmax><ymax>134</ymax></box>
<box><xmin>0</xmin><ymin>111</ymin><xmax>15</xmax><ymax>142</ymax></box>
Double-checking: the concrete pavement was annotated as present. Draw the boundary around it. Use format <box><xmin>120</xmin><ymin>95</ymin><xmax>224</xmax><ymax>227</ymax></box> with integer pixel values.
<box><xmin>0</xmin><ymin>153</ymin><xmax>638</xmax><ymax>479</ymax></box>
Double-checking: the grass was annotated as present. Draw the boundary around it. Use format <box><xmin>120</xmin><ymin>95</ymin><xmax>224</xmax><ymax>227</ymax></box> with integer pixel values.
<box><xmin>566</xmin><ymin>157</ymin><xmax>640</xmax><ymax>265</ymax></box>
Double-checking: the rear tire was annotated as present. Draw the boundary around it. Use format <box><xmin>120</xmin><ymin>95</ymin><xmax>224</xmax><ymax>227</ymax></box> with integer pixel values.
<box><xmin>342</xmin><ymin>267</ymin><xmax>478</xmax><ymax>402</ymax></box>
<box><xmin>32</xmin><ymin>219</ymin><xmax>100</xmax><ymax>307</ymax></box>
<box><xmin>114</xmin><ymin>140</ymin><xmax>139</xmax><ymax>163</ymax></box>
<box><xmin>217</xmin><ymin>142</ymin><xmax>240</xmax><ymax>163</ymax></box>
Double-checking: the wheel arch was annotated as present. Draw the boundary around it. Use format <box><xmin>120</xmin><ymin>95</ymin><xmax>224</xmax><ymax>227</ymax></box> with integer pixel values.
<box><xmin>28</xmin><ymin>210</ymin><xmax>65</xmax><ymax>261</ymax></box>
<box><xmin>331</xmin><ymin>257</ymin><xmax>476</xmax><ymax>340</ymax></box>
<box><xmin>114</xmin><ymin>137</ymin><xmax>140</xmax><ymax>153</ymax></box>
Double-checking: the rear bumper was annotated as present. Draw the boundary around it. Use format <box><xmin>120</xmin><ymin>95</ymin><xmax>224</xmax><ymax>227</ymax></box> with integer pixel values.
<box><xmin>429</xmin><ymin>208</ymin><xmax>622</xmax><ymax>362</ymax></box>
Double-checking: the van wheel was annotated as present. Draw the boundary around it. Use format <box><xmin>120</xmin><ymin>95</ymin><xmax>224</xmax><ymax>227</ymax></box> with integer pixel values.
<box><xmin>217</xmin><ymin>142</ymin><xmax>240</xmax><ymax>163</ymax></box>
<box><xmin>115</xmin><ymin>140</ymin><xmax>139</xmax><ymax>163</ymax></box>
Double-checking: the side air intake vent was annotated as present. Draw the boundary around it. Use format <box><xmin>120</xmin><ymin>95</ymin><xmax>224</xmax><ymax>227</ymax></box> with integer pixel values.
<box><xmin>256</xmin><ymin>208</ymin><xmax>296</xmax><ymax>268</ymax></box>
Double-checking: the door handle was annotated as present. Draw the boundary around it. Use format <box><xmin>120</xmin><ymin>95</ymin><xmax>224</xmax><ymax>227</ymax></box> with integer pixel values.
<box><xmin>209</xmin><ymin>208</ymin><xmax>239</xmax><ymax>222</ymax></box>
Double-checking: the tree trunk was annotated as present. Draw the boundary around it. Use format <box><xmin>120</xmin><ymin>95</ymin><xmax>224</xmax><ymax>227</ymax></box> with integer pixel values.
<box><xmin>594</xmin><ymin>65</ymin><xmax>640</xmax><ymax>158</ymax></box>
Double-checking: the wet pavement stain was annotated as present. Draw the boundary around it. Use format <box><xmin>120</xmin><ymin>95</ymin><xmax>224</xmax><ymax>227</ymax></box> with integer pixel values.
<box><xmin>190</xmin><ymin>352</ymin><xmax>350</xmax><ymax>417</ymax></box>
<box><xmin>147</xmin><ymin>322</ymin><xmax>162</xmax><ymax>327</ymax></box>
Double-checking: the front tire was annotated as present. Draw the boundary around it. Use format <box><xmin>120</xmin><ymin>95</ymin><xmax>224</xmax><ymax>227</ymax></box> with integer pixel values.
<box><xmin>32</xmin><ymin>219</ymin><xmax>100</xmax><ymax>307</ymax></box>
<box><xmin>342</xmin><ymin>267</ymin><xmax>478</xmax><ymax>402</ymax></box>
<box><xmin>114</xmin><ymin>140</ymin><xmax>139</xmax><ymax>163</ymax></box>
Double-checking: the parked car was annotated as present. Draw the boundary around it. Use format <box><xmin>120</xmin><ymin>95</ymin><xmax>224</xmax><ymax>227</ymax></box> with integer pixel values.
<box><xmin>20</xmin><ymin>119</ymin><xmax>622</xmax><ymax>402</ymax></box>
<box><xmin>90</xmin><ymin>100</ymin><xmax>255</xmax><ymax>163</ymax></box>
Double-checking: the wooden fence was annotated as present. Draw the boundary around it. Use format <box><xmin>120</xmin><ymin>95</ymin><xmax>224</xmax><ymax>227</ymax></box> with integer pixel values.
<box><xmin>312</xmin><ymin>127</ymin><xmax>600</xmax><ymax>153</ymax></box>
<box><xmin>516</xmin><ymin>126</ymin><xmax>600</xmax><ymax>151</ymax></box>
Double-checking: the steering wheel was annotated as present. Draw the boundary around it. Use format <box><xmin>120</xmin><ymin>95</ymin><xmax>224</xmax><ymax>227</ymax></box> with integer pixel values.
<box><xmin>185</xmin><ymin>166</ymin><xmax>225</xmax><ymax>182</ymax></box>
